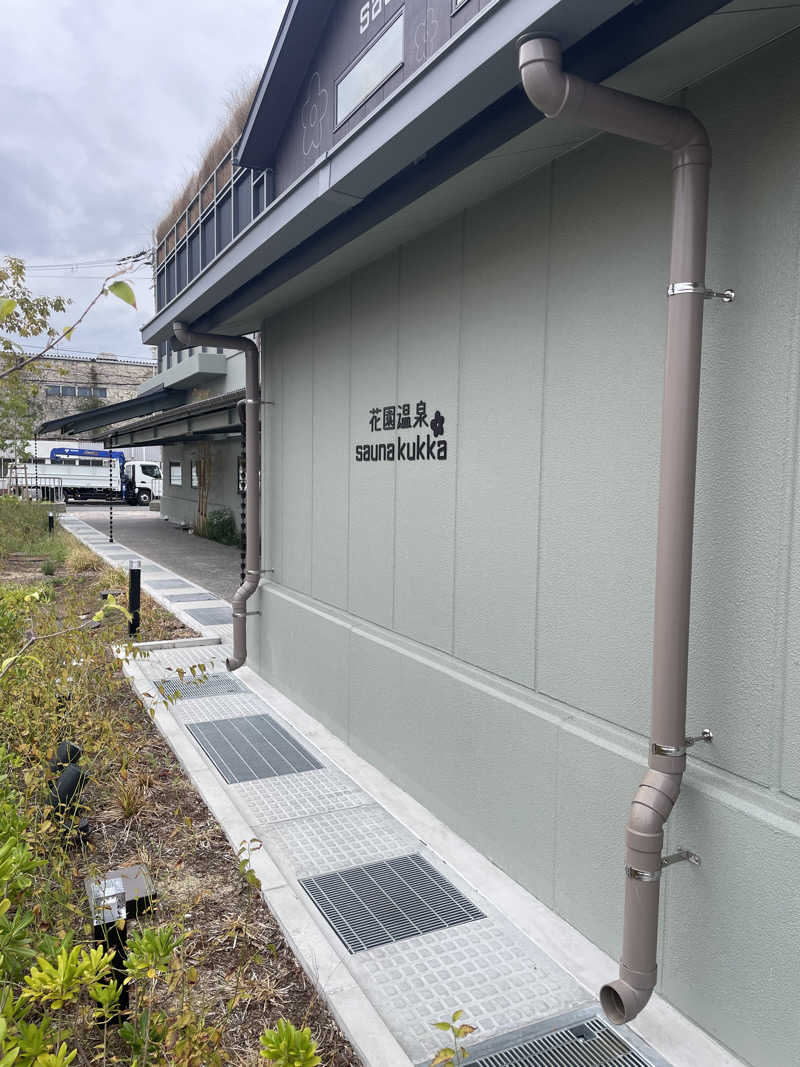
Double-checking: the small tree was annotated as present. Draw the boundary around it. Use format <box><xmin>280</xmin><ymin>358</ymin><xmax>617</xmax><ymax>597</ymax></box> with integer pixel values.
<box><xmin>193</xmin><ymin>441</ymin><xmax>214</xmax><ymax>535</ymax></box>
<box><xmin>0</xmin><ymin>257</ymin><xmax>68</xmax><ymax>465</ymax></box>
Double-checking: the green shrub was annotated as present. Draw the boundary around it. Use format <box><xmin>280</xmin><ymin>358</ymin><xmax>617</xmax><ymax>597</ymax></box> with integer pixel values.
<box><xmin>41</xmin><ymin>560</ymin><xmax>56</xmax><ymax>576</ymax></box>
<box><xmin>200</xmin><ymin>508</ymin><xmax>239</xmax><ymax>547</ymax></box>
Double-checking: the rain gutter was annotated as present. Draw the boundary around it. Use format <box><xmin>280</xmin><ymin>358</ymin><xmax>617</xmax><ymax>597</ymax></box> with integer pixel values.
<box><xmin>171</xmin><ymin>323</ymin><xmax>261</xmax><ymax>672</ymax></box>
<box><xmin>517</xmin><ymin>36</ymin><xmax>733</xmax><ymax>1023</ymax></box>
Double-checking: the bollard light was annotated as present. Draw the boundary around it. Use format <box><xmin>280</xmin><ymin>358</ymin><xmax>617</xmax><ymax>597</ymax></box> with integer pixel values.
<box><xmin>85</xmin><ymin>875</ymin><xmax>129</xmax><ymax>1020</ymax></box>
<box><xmin>128</xmin><ymin>560</ymin><xmax>141</xmax><ymax>638</ymax></box>
<box><xmin>49</xmin><ymin>740</ymin><xmax>81</xmax><ymax>776</ymax></box>
<box><xmin>48</xmin><ymin>512</ymin><xmax>54</xmax><ymax>536</ymax></box>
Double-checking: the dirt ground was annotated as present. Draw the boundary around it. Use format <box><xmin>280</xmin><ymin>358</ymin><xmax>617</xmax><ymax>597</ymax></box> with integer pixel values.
<box><xmin>1</xmin><ymin>558</ymin><xmax>361</xmax><ymax>1066</ymax></box>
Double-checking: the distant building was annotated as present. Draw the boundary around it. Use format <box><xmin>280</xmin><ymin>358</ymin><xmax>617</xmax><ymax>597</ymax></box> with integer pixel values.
<box><xmin>26</xmin><ymin>350</ymin><xmax>156</xmax><ymax>431</ymax></box>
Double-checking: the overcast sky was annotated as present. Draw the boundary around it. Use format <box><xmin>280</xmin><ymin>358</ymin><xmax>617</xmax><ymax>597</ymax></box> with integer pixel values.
<box><xmin>2</xmin><ymin>0</ymin><xmax>287</xmax><ymax>359</ymax></box>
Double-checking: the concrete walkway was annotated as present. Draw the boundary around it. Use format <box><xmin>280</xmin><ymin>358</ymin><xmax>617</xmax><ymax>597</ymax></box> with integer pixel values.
<box><xmin>59</xmin><ymin>512</ymin><xmax>740</xmax><ymax>1067</ymax></box>
<box><xmin>64</xmin><ymin>504</ymin><xmax>242</xmax><ymax>602</ymax></box>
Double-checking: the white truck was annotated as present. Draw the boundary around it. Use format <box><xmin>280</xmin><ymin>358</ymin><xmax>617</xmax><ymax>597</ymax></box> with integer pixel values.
<box><xmin>3</xmin><ymin>448</ymin><xmax>162</xmax><ymax>506</ymax></box>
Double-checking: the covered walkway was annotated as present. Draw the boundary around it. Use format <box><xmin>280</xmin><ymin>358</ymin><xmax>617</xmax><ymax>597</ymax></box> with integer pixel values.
<box><xmin>65</xmin><ymin>503</ymin><xmax>242</xmax><ymax>602</ymax></box>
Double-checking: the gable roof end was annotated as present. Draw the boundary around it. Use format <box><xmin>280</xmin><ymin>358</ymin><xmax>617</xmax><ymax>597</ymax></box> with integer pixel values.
<box><xmin>237</xmin><ymin>0</ymin><xmax>337</xmax><ymax>170</ymax></box>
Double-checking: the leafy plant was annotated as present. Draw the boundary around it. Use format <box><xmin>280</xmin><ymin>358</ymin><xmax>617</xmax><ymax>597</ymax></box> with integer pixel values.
<box><xmin>431</xmin><ymin>1010</ymin><xmax>477</xmax><ymax>1066</ymax></box>
<box><xmin>41</xmin><ymin>560</ymin><xmax>56</xmax><ymax>576</ymax></box>
<box><xmin>199</xmin><ymin>507</ymin><xmax>239</xmax><ymax>547</ymax></box>
<box><xmin>22</xmin><ymin>942</ymin><xmax>113</xmax><ymax>1010</ymax></box>
<box><xmin>125</xmin><ymin>924</ymin><xmax>185</xmax><ymax>980</ymax></box>
<box><xmin>259</xmin><ymin>1019</ymin><xmax>322</xmax><ymax>1066</ymax></box>
<box><xmin>260</xmin><ymin>1015</ymin><xmax>322</xmax><ymax>1067</ymax></box>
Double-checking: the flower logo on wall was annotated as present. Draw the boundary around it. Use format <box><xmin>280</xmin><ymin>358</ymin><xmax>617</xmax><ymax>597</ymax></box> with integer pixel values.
<box><xmin>302</xmin><ymin>72</ymin><xmax>328</xmax><ymax>157</ymax></box>
<box><xmin>414</xmin><ymin>7</ymin><xmax>439</xmax><ymax>63</ymax></box>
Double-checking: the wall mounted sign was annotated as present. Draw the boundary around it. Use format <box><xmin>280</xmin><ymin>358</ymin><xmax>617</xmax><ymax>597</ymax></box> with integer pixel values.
<box><xmin>354</xmin><ymin>400</ymin><xmax>448</xmax><ymax>462</ymax></box>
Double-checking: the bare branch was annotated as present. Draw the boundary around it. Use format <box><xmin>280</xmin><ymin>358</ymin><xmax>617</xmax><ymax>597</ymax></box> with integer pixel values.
<box><xmin>0</xmin><ymin>258</ymin><xmax>147</xmax><ymax>381</ymax></box>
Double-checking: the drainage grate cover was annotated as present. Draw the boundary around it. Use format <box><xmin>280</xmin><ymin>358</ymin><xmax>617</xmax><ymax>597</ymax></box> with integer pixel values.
<box><xmin>185</xmin><ymin>606</ymin><xmax>233</xmax><ymax>625</ymax></box>
<box><xmin>167</xmin><ymin>592</ymin><xmax>218</xmax><ymax>603</ymax></box>
<box><xmin>470</xmin><ymin>1015</ymin><xmax>656</xmax><ymax>1067</ymax></box>
<box><xmin>186</xmin><ymin>714</ymin><xmax>323</xmax><ymax>783</ymax></box>
<box><xmin>147</xmin><ymin>578</ymin><xmax>192</xmax><ymax>589</ymax></box>
<box><xmin>157</xmin><ymin>675</ymin><xmax>245</xmax><ymax>700</ymax></box>
<box><xmin>300</xmin><ymin>852</ymin><xmax>485</xmax><ymax>954</ymax></box>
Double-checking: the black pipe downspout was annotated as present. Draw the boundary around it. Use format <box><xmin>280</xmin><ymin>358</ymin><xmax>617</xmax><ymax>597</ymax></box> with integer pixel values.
<box><xmin>172</xmin><ymin>323</ymin><xmax>261</xmax><ymax>671</ymax></box>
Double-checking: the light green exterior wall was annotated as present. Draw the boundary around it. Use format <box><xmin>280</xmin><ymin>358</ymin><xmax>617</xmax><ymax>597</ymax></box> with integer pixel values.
<box><xmin>250</xmin><ymin>31</ymin><xmax>800</xmax><ymax>1066</ymax></box>
<box><xmin>158</xmin><ymin>349</ymin><xmax>247</xmax><ymax>529</ymax></box>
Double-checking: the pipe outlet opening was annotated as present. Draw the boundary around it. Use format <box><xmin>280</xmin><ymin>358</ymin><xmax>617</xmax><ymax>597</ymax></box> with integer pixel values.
<box><xmin>599</xmin><ymin>979</ymin><xmax>652</xmax><ymax>1024</ymax></box>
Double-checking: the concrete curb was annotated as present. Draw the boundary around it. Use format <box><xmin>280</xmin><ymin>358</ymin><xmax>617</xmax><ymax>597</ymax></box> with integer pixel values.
<box><xmin>121</xmin><ymin>653</ymin><xmax>413</xmax><ymax>1067</ymax></box>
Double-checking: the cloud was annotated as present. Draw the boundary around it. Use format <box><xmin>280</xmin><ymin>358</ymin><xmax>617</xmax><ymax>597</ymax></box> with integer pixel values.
<box><xmin>1</xmin><ymin>0</ymin><xmax>286</xmax><ymax>357</ymax></box>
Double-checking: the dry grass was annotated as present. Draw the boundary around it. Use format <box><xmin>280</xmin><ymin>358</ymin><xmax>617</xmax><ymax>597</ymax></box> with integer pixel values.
<box><xmin>155</xmin><ymin>74</ymin><xmax>260</xmax><ymax>244</ymax></box>
<box><xmin>65</xmin><ymin>543</ymin><xmax>105</xmax><ymax>573</ymax></box>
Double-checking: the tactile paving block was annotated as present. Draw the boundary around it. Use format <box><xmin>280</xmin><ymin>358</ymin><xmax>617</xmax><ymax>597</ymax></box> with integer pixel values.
<box><xmin>184</xmin><ymin>606</ymin><xmax>233</xmax><ymax>626</ymax></box>
<box><xmin>300</xmin><ymin>853</ymin><xmax>485</xmax><ymax>954</ymax></box>
<box><xmin>157</xmin><ymin>674</ymin><xmax>245</xmax><ymax>699</ymax></box>
<box><xmin>230</xmin><ymin>768</ymin><xmax>367</xmax><ymax>825</ymax></box>
<box><xmin>351</xmin><ymin>920</ymin><xmax>591</xmax><ymax>1062</ymax></box>
<box><xmin>268</xmin><ymin>804</ymin><xmax>419</xmax><ymax>878</ymax></box>
<box><xmin>168</xmin><ymin>693</ymin><xmax>269</xmax><ymax>723</ymax></box>
<box><xmin>186</xmin><ymin>714</ymin><xmax>323</xmax><ymax>783</ymax></box>
<box><xmin>166</xmin><ymin>592</ymin><xmax>219</xmax><ymax>603</ymax></box>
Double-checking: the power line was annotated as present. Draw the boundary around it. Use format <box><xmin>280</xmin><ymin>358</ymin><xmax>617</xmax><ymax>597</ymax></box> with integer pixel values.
<box><xmin>23</xmin><ymin>250</ymin><xmax>152</xmax><ymax>272</ymax></box>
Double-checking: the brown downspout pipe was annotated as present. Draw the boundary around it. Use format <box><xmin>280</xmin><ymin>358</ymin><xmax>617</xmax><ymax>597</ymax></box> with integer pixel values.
<box><xmin>518</xmin><ymin>38</ymin><xmax>731</xmax><ymax>1023</ymax></box>
<box><xmin>172</xmin><ymin>322</ymin><xmax>260</xmax><ymax>672</ymax></box>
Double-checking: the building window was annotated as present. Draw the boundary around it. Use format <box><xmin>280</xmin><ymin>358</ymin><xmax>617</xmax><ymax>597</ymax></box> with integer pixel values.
<box><xmin>45</xmin><ymin>385</ymin><xmax>60</xmax><ymax>396</ymax></box>
<box><xmin>169</xmin><ymin>461</ymin><xmax>182</xmax><ymax>486</ymax></box>
<box><xmin>77</xmin><ymin>386</ymin><xmax>92</xmax><ymax>398</ymax></box>
<box><xmin>336</xmin><ymin>12</ymin><xmax>404</xmax><ymax>124</ymax></box>
<box><xmin>92</xmin><ymin>387</ymin><xmax>107</xmax><ymax>398</ymax></box>
<box><xmin>61</xmin><ymin>386</ymin><xmax>76</xmax><ymax>397</ymax></box>
<box><xmin>190</xmin><ymin>461</ymin><xmax>199</xmax><ymax>488</ymax></box>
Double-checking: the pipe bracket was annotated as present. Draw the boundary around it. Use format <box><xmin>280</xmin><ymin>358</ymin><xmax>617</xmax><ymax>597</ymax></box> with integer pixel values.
<box><xmin>626</xmin><ymin>849</ymin><xmax>701</xmax><ymax>881</ymax></box>
<box><xmin>651</xmin><ymin>728</ymin><xmax>712</xmax><ymax>759</ymax></box>
<box><xmin>667</xmin><ymin>282</ymin><xmax>735</xmax><ymax>302</ymax></box>
<box><xmin>651</xmin><ymin>741</ymin><xmax>685</xmax><ymax>758</ymax></box>
<box><xmin>625</xmin><ymin>865</ymin><xmax>661</xmax><ymax>883</ymax></box>
<box><xmin>685</xmin><ymin>728</ymin><xmax>713</xmax><ymax>748</ymax></box>
<box><xmin>661</xmin><ymin>849</ymin><xmax>701</xmax><ymax>869</ymax></box>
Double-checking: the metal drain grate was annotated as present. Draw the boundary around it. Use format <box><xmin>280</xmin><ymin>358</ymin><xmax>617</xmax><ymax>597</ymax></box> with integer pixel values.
<box><xmin>470</xmin><ymin>1016</ymin><xmax>656</xmax><ymax>1067</ymax></box>
<box><xmin>185</xmin><ymin>606</ymin><xmax>233</xmax><ymax>625</ymax></box>
<box><xmin>157</xmin><ymin>675</ymin><xmax>245</xmax><ymax>700</ymax></box>
<box><xmin>300</xmin><ymin>852</ymin><xmax>485</xmax><ymax>953</ymax></box>
<box><xmin>167</xmin><ymin>592</ymin><xmax>218</xmax><ymax>602</ymax></box>
<box><xmin>186</xmin><ymin>714</ymin><xmax>323</xmax><ymax>783</ymax></box>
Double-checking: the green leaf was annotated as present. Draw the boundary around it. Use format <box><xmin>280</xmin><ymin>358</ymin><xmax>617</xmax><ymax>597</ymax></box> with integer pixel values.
<box><xmin>455</xmin><ymin>1024</ymin><xmax>477</xmax><ymax>1039</ymax></box>
<box><xmin>107</xmin><ymin>280</ymin><xmax>137</xmax><ymax>309</ymax></box>
<box><xmin>430</xmin><ymin>1051</ymin><xmax>455</xmax><ymax>1066</ymax></box>
<box><xmin>0</xmin><ymin>298</ymin><xmax>16</xmax><ymax>322</ymax></box>
<box><xmin>432</xmin><ymin>1022</ymin><xmax>452</xmax><ymax>1032</ymax></box>
<box><xmin>451</xmin><ymin>1009</ymin><xmax>463</xmax><ymax>1022</ymax></box>
<box><xmin>63</xmin><ymin>327</ymin><xmax>74</xmax><ymax>341</ymax></box>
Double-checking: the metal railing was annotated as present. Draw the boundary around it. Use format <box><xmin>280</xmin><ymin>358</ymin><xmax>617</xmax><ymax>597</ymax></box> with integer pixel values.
<box><xmin>1</xmin><ymin>471</ymin><xmax>64</xmax><ymax>503</ymax></box>
<box><xmin>154</xmin><ymin>141</ymin><xmax>273</xmax><ymax>318</ymax></box>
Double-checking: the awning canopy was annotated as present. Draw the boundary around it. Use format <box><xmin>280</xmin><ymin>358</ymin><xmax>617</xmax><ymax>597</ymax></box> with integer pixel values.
<box><xmin>38</xmin><ymin>385</ymin><xmax>188</xmax><ymax>437</ymax></box>
<box><xmin>104</xmin><ymin>389</ymin><xmax>245</xmax><ymax>449</ymax></box>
